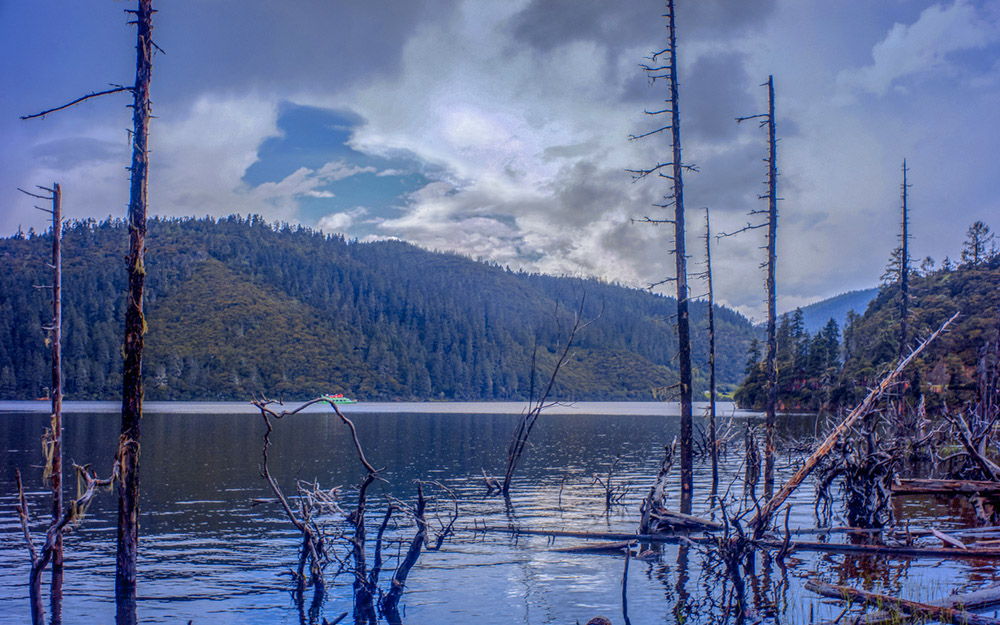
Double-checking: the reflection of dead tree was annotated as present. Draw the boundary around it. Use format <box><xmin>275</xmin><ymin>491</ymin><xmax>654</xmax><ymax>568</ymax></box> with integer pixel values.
<box><xmin>253</xmin><ymin>396</ymin><xmax>456</xmax><ymax>624</ymax></box>
<box><xmin>501</xmin><ymin>299</ymin><xmax>600</xmax><ymax>497</ymax></box>
<box><xmin>749</xmin><ymin>312</ymin><xmax>959</xmax><ymax>539</ymax></box>
<box><xmin>15</xmin><ymin>462</ymin><xmax>119</xmax><ymax>625</ymax></box>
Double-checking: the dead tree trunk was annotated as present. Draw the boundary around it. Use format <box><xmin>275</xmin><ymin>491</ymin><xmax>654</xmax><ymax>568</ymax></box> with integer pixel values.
<box><xmin>629</xmin><ymin>0</ymin><xmax>694</xmax><ymax>513</ymax></box>
<box><xmin>763</xmin><ymin>76</ymin><xmax>778</xmax><ymax>499</ymax></box>
<box><xmin>14</xmin><ymin>183</ymin><xmax>65</xmax><ymax>625</ymax></box>
<box><xmin>899</xmin><ymin>159</ymin><xmax>910</xmax><ymax>360</ymax></box>
<box><xmin>729</xmin><ymin>76</ymin><xmax>779</xmax><ymax>498</ymax></box>
<box><xmin>48</xmin><ymin>184</ymin><xmax>64</xmax><ymax>623</ymax></box>
<box><xmin>704</xmin><ymin>208</ymin><xmax>718</xmax><ymax>494</ymax></box>
<box><xmin>117</xmin><ymin>2</ymin><xmax>154</xmax><ymax>621</ymax></box>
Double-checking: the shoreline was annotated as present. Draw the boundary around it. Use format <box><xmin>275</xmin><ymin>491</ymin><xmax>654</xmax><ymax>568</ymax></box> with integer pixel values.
<box><xmin>0</xmin><ymin>399</ymin><xmax>762</xmax><ymax>417</ymax></box>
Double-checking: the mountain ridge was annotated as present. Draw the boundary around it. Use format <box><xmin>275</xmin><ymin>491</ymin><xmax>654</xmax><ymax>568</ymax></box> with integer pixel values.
<box><xmin>0</xmin><ymin>216</ymin><xmax>761</xmax><ymax>401</ymax></box>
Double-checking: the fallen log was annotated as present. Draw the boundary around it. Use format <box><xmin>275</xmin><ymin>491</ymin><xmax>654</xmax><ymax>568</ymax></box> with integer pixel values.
<box><xmin>805</xmin><ymin>579</ymin><xmax>1000</xmax><ymax>625</ymax></box>
<box><xmin>765</xmin><ymin>539</ymin><xmax>1000</xmax><ymax>559</ymax></box>
<box><xmin>893</xmin><ymin>479</ymin><xmax>1000</xmax><ymax>496</ymax></box>
<box><xmin>931</xmin><ymin>528</ymin><xmax>968</xmax><ymax>549</ymax></box>
<box><xmin>859</xmin><ymin>584</ymin><xmax>1000</xmax><ymax>625</ymax></box>
<box><xmin>748</xmin><ymin>312</ymin><xmax>960</xmax><ymax>538</ymax></box>
<box><xmin>466</xmin><ymin>526</ymin><xmax>1000</xmax><ymax>559</ymax></box>
<box><xmin>647</xmin><ymin>508</ymin><xmax>723</xmax><ymax>532</ymax></box>
<box><xmin>550</xmin><ymin>541</ymin><xmax>633</xmax><ymax>554</ymax></box>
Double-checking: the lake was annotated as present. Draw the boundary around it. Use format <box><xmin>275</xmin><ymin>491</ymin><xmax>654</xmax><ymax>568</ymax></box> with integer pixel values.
<box><xmin>1</xmin><ymin>401</ymin><xmax>996</xmax><ymax>624</ymax></box>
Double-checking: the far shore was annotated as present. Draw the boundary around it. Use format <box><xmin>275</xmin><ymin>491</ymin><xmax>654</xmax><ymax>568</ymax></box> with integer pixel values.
<box><xmin>0</xmin><ymin>399</ymin><xmax>760</xmax><ymax>417</ymax></box>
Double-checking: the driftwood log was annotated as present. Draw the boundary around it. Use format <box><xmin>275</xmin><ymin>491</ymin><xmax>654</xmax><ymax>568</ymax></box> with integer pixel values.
<box><xmin>805</xmin><ymin>579</ymin><xmax>1000</xmax><ymax>625</ymax></box>
<box><xmin>859</xmin><ymin>583</ymin><xmax>1000</xmax><ymax>625</ymax></box>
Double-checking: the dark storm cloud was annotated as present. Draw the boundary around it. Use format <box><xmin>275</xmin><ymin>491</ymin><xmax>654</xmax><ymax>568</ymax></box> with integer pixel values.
<box><xmin>153</xmin><ymin>0</ymin><xmax>460</xmax><ymax>104</ymax></box>
<box><xmin>682</xmin><ymin>52</ymin><xmax>756</xmax><ymax>142</ymax></box>
<box><xmin>510</xmin><ymin>0</ymin><xmax>778</xmax><ymax>52</ymax></box>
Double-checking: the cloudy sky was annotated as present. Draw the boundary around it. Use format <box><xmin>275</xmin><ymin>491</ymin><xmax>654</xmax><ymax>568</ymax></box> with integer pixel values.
<box><xmin>2</xmin><ymin>0</ymin><xmax>998</xmax><ymax>319</ymax></box>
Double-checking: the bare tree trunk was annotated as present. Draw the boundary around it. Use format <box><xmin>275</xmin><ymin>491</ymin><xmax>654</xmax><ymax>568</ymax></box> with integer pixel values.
<box><xmin>665</xmin><ymin>0</ymin><xmax>694</xmax><ymax>515</ymax></box>
<box><xmin>117</xmin><ymin>3</ymin><xmax>154</xmax><ymax>622</ymax></box>
<box><xmin>629</xmin><ymin>0</ymin><xmax>693</xmax><ymax>513</ymax></box>
<box><xmin>899</xmin><ymin>159</ymin><xmax>910</xmax><ymax>361</ymax></box>
<box><xmin>48</xmin><ymin>183</ymin><xmax>64</xmax><ymax>625</ymax></box>
<box><xmin>763</xmin><ymin>75</ymin><xmax>778</xmax><ymax>500</ymax></box>
<box><xmin>704</xmin><ymin>209</ymin><xmax>718</xmax><ymax>494</ymax></box>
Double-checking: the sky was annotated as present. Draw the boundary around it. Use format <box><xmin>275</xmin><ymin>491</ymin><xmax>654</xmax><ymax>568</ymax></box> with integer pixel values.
<box><xmin>1</xmin><ymin>0</ymin><xmax>998</xmax><ymax>320</ymax></box>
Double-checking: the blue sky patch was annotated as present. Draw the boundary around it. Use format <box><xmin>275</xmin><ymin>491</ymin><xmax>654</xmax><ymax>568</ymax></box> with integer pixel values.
<box><xmin>243</xmin><ymin>103</ymin><xmax>434</xmax><ymax>233</ymax></box>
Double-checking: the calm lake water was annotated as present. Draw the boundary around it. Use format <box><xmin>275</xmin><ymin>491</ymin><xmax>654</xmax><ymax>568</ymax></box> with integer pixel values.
<box><xmin>1</xmin><ymin>401</ymin><xmax>997</xmax><ymax>624</ymax></box>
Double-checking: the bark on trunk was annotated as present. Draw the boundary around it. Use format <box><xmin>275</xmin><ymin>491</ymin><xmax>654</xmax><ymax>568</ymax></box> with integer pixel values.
<box><xmin>704</xmin><ymin>209</ymin><xmax>718</xmax><ymax>493</ymax></box>
<box><xmin>49</xmin><ymin>183</ymin><xmax>63</xmax><ymax>625</ymax></box>
<box><xmin>664</xmin><ymin>0</ymin><xmax>694</xmax><ymax>515</ymax></box>
<box><xmin>764</xmin><ymin>75</ymin><xmax>778</xmax><ymax>499</ymax></box>
<box><xmin>117</xmin><ymin>3</ymin><xmax>153</xmax><ymax>623</ymax></box>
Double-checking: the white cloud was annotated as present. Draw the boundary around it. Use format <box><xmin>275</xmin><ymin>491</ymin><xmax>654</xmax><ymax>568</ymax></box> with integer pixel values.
<box><xmin>837</xmin><ymin>0</ymin><xmax>1000</xmax><ymax>97</ymax></box>
<box><xmin>318</xmin><ymin>207</ymin><xmax>369</xmax><ymax>233</ymax></box>
<box><xmin>315</xmin><ymin>161</ymin><xmax>376</xmax><ymax>180</ymax></box>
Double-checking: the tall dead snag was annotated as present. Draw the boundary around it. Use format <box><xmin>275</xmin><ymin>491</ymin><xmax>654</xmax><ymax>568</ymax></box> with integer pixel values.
<box><xmin>748</xmin><ymin>311</ymin><xmax>959</xmax><ymax>539</ymax></box>
<box><xmin>703</xmin><ymin>208</ymin><xmax>718</xmax><ymax>493</ymax></box>
<box><xmin>899</xmin><ymin>159</ymin><xmax>910</xmax><ymax>362</ymax></box>
<box><xmin>629</xmin><ymin>0</ymin><xmax>695</xmax><ymax>513</ymax></box>
<box><xmin>21</xmin><ymin>4</ymin><xmax>157</xmax><ymax>621</ymax></box>
<box><xmin>18</xmin><ymin>183</ymin><xmax>65</xmax><ymax>620</ymax></box>
<box><xmin>726</xmin><ymin>75</ymin><xmax>779</xmax><ymax>498</ymax></box>
<box><xmin>117</xmin><ymin>3</ymin><xmax>154</xmax><ymax>619</ymax></box>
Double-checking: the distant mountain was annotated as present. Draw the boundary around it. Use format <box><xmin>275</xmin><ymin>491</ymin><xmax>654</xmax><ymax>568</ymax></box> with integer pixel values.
<box><xmin>785</xmin><ymin>288</ymin><xmax>878</xmax><ymax>334</ymax></box>
<box><xmin>0</xmin><ymin>216</ymin><xmax>761</xmax><ymax>402</ymax></box>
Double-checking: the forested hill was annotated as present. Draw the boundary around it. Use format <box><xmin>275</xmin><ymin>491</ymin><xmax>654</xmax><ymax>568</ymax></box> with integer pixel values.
<box><xmin>841</xmin><ymin>257</ymin><xmax>1000</xmax><ymax>398</ymax></box>
<box><xmin>0</xmin><ymin>216</ymin><xmax>759</xmax><ymax>401</ymax></box>
<box><xmin>736</xmin><ymin>253</ymin><xmax>1000</xmax><ymax>412</ymax></box>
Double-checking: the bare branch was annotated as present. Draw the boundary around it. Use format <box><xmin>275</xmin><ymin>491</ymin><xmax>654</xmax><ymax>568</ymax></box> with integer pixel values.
<box><xmin>17</xmin><ymin>187</ymin><xmax>52</xmax><ymax>200</ymax></box>
<box><xmin>21</xmin><ymin>86</ymin><xmax>133</xmax><ymax>120</ymax></box>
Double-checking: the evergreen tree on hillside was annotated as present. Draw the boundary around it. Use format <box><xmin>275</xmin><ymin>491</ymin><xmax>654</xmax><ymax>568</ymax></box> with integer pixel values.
<box><xmin>963</xmin><ymin>221</ymin><xmax>995</xmax><ymax>266</ymax></box>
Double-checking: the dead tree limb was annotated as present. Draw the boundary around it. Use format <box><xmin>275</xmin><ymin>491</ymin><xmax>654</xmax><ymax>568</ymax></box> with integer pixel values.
<box><xmin>748</xmin><ymin>311</ymin><xmax>960</xmax><ymax>538</ymax></box>
<box><xmin>20</xmin><ymin>86</ymin><xmax>133</xmax><ymax>120</ymax></box>
<box><xmin>19</xmin><ymin>183</ymin><xmax>65</xmax><ymax>619</ymax></box>
<box><xmin>381</xmin><ymin>484</ymin><xmax>427</xmax><ymax>620</ymax></box>
<box><xmin>805</xmin><ymin>579</ymin><xmax>1000</xmax><ymax>625</ymax></box>
<box><xmin>501</xmin><ymin>298</ymin><xmax>600</xmax><ymax>496</ymax></box>
<box><xmin>16</xmin><ymin>462</ymin><xmax>119</xmax><ymax>625</ymax></box>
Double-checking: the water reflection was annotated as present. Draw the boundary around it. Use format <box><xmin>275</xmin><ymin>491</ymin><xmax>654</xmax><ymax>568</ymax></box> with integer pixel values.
<box><xmin>0</xmin><ymin>403</ymin><xmax>996</xmax><ymax>624</ymax></box>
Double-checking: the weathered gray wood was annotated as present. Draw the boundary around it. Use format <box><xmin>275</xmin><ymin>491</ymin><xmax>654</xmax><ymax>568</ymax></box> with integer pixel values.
<box><xmin>893</xmin><ymin>478</ymin><xmax>1000</xmax><ymax>495</ymax></box>
<box><xmin>860</xmin><ymin>583</ymin><xmax>1000</xmax><ymax>625</ymax></box>
<box><xmin>806</xmin><ymin>579</ymin><xmax>1000</xmax><ymax>625</ymax></box>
